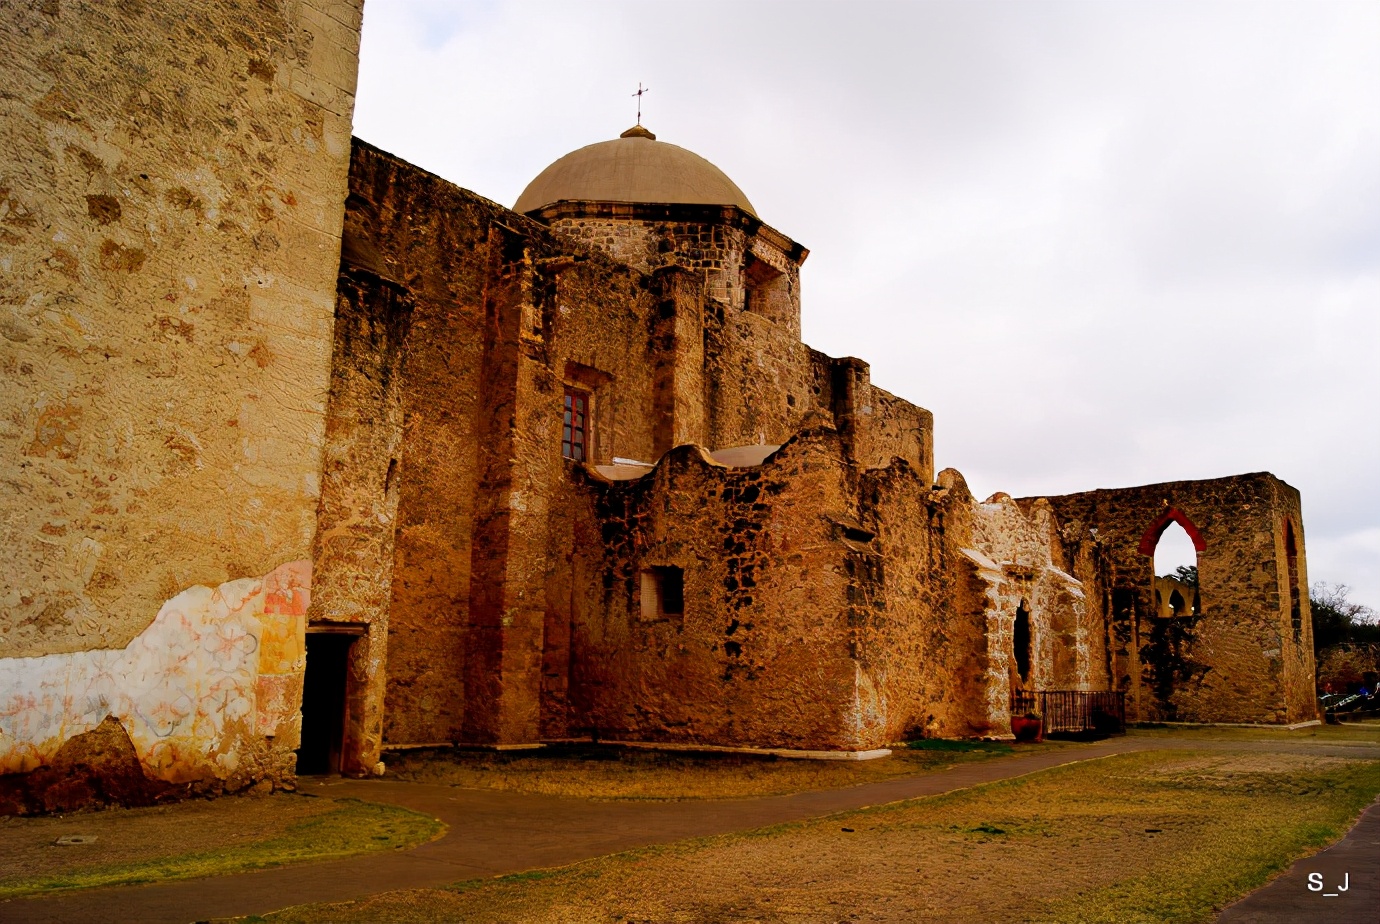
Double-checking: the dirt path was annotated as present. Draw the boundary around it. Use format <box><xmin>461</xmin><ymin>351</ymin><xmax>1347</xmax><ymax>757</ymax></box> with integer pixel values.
<box><xmin>6</xmin><ymin>734</ymin><xmax>1378</xmax><ymax>924</ymax></box>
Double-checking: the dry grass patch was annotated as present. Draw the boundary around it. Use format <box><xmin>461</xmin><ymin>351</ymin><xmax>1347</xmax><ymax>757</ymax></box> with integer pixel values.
<box><xmin>0</xmin><ymin>794</ymin><xmax>441</xmax><ymax>898</ymax></box>
<box><xmin>382</xmin><ymin>739</ymin><xmax>1033</xmax><ymax>800</ymax></box>
<box><xmin>1131</xmin><ymin>720</ymin><xmax>1380</xmax><ymax>746</ymax></box>
<box><xmin>246</xmin><ymin>749</ymin><xmax>1380</xmax><ymax>924</ymax></box>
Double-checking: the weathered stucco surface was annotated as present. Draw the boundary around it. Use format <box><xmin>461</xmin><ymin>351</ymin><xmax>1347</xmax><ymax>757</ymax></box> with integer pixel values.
<box><xmin>0</xmin><ymin>561</ymin><xmax>309</xmax><ymax>813</ymax></box>
<box><xmin>1</xmin><ymin>0</ymin><xmax>360</xmax><ymax>804</ymax></box>
<box><xmin>0</xmin><ymin>0</ymin><xmax>360</xmax><ymax>659</ymax></box>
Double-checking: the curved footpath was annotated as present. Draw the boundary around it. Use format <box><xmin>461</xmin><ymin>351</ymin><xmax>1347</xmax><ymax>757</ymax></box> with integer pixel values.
<box><xmin>1216</xmin><ymin>794</ymin><xmax>1380</xmax><ymax>924</ymax></box>
<box><xmin>6</xmin><ymin>735</ymin><xmax>1379</xmax><ymax>924</ymax></box>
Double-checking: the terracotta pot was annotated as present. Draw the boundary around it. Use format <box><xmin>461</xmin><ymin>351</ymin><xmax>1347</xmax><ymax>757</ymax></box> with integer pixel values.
<box><xmin>1011</xmin><ymin>715</ymin><xmax>1043</xmax><ymax>742</ymax></box>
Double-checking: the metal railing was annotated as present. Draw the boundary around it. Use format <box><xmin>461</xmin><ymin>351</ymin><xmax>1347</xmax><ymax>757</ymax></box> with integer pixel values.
<box><xmin>1011</xmin><ymin>690</ymin><xmax>1127</xmax><ymax>735</ymax></box>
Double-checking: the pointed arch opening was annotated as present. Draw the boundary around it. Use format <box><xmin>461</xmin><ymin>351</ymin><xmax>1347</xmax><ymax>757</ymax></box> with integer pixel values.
<box><xmin>1144</xmin><ymin>509</ymin><xmax>1203</xmax><ymax>617</ymax></box>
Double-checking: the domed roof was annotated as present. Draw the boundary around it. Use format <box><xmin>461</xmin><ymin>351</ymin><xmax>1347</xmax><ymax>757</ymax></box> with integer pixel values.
<box><xmin>514</xmin><ymin>125</ymin><xmax>756</xmax><ymax>217</ymax></box>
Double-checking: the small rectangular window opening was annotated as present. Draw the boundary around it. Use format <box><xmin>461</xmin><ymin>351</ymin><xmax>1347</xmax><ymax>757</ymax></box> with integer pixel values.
<box><xmin>562</xmin><ymin>387</ymin><xmax>588</xmax><ymax>461</ymax></box>
<box><xmin>640</xmin><ymin>566</ymin><xmax>684</xmax><ymax>621</ymax></box>
<box><xmin>742</xmin><ymin>255</ymin><xmax>785</xmax><ymax>318</ymax></box>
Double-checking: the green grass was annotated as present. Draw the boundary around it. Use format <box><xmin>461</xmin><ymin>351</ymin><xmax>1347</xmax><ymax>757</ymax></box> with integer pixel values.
<box><xmin>907</xmin><ymin>738</ymin><xmax>1015</xmax><ymax>753</ymax></box>
<box><xmin>0</xmin><ymin>799</ymin><xmax>443</xmax><ymax>899</ymax></box>
<box><xmin>1030</xmin><ymin>755</ymin><xmax>1380</xmax><ymax>922</ymax></box>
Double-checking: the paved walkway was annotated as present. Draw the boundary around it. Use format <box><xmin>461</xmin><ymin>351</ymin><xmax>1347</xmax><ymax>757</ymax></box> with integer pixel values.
<box><xmin>1217</xmin><ymin>796</ymin><xmax>1380</xmax><ymax>924</ymax></box>
<box><xmin>6</xmin><ymin>735</ymin><xmax>1379</xmax><ymax>923</ymax></box>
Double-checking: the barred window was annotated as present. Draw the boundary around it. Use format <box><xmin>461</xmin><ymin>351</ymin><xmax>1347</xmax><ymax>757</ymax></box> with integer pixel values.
<box><xmin>562</xmin><ymin>387</ymin><xmax>588</xmax><ymax>461</ymax></box>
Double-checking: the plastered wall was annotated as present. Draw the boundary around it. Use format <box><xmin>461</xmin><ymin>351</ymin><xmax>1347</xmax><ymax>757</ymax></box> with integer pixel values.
<box><xmin>1</xmin><ymin>0</ymin><xmax>361</xmax><ymax>801</ymax></box>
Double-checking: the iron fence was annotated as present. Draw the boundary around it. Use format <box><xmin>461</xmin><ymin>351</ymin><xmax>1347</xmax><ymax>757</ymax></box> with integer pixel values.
<box><xmin>1010</xmin><ymin>690</ymin><xmax>1127</xmax><ymax>735</ymax></box>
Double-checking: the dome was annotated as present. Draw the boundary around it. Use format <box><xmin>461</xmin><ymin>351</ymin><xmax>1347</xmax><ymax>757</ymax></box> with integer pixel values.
<box><xmin>514</xmin><ymin>125</ymin><xmax>756</xmax><ymax>217</ymax></box>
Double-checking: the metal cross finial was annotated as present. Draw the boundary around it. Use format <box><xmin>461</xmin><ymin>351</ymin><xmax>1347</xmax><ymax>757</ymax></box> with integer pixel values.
<box><xmin>632</xmin><ymin>82</ymin><xmax>649</xmax><ymax>125</ymax></box>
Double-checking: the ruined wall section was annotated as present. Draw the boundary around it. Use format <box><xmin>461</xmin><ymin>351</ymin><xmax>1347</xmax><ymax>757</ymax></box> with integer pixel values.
<box><xmin>852</xmin><ymin>467</ymin><xmax>1105</xmax><ymax>743</ymax></box>
<box><xmin>968</xmin><ymin>494</ymin><xmax>1103</xmax><ymax>714</ymax></box>
<box><xmin>1034</xmin><ymin>473</ymin><xmax>1316</xmax><ymax>724</ymax></box>
<box><xmin>557</xmin><ymin>433</ymin><xmax>871</xmax><ymax>750</ymax></box>
<box><xmin>852</xmin><ymin>464</ymin><xmax>990</xmax><ymax>740</ymax></box>
<box><xmin>1</xmin><ymin>0</ymin><xmax>360</xmax><ymax>658</ymax></box>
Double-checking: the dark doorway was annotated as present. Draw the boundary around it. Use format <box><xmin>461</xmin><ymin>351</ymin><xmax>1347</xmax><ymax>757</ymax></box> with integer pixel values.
<box><xmin>297</xmin><ymin>632</ymin><xmax>355</xmax><ymax>775</ymax></box>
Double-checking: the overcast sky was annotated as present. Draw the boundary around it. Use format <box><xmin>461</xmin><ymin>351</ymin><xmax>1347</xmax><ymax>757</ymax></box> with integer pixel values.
<box><xmin>353</xmin><ymin>0</ymin><xmax>1380</xmax><ymax>609</ymax></box>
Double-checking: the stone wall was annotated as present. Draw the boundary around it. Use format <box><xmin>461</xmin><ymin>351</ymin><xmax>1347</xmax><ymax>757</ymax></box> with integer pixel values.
<box><xmin>558</xmin><ymin>432</ymin><xmax>866</xmax><ymax>749</ymax></box>
<box><xmin>548</xmin><ymin>422</ymin><xmax>1103</xmax><ymax>749</ymax></box>
<box><xmin>1</xmin><ymin>0</ymin><xmax>361</xmax><ymax>802</ymax></box>
<box><xmin>850</xmin><ymin>463</ymin><xmax>991</xmax><ymax>740</ymax></box>
<box><xmin>306</xmin><ymin>268</ymin><xmax>414</xmax><ymax>773</ymax></box>
<box><xmin>340</xmin><ymin>144</ymin><xmax>676</xmax><ymax>746</ymax></box>
<box><xmin>846</xmin><ymin>464</ymin><xmax>1105</xmax><ymax>742</ymax></box>
<box><xmin>1032</xmin><ymin>473</ymin><xmax>1317</xmax><ymax>724</ymax></box>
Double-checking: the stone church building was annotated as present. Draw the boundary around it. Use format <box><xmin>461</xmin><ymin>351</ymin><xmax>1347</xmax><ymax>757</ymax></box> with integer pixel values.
<box><xmin>0</xmin><ymin>0</ymin><xmax>1316</xmax><ymax>809</ymax></box>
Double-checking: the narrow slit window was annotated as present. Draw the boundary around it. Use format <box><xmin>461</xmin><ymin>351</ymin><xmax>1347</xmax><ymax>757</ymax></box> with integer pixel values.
<box><xmin>1014</xmin><ymin>601</ymin><xmax>1032</xmax><ymax>685</ymax></box>
<box><xmin>1285</xmin><ymin>520</ymin><xmax>1302</xmax><ymax>642</ymax></box>
<box><xmin>562</xmin><ymin>387</ymin><xmax>588</xmax><ymax>461</ymax></box>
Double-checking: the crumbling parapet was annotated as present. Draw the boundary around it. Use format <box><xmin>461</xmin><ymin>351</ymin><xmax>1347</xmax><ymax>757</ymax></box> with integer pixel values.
<box><xmin>559</xmin><ymin>431</ymin><xmax>867</xmax><ymax>750</ymax></box>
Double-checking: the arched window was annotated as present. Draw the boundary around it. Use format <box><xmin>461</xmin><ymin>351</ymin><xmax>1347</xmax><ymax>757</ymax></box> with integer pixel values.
<box><xmin>1142</xmin><ymin>508</ymin><xmax>1204</xmax><ymax>616</ymax></box>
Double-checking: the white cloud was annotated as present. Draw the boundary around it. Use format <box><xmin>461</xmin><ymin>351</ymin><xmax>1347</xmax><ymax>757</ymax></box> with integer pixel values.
<box><xmin>355</xmin><ymin>0</ymin><xmax>1380</xmax><ymax>606</ymax></box>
